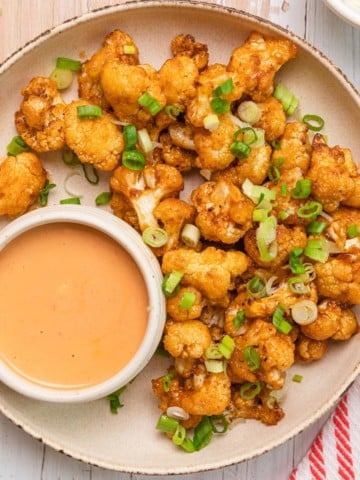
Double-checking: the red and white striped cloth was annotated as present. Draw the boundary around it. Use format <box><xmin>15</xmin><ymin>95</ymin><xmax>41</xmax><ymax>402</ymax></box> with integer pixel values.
<box><xmin>290</xmin><ymin>376</ymin><xmax>360</xmax><ymax>480</ymax></box>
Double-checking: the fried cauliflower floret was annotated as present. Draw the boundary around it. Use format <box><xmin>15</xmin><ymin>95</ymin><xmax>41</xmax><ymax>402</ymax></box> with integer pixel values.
<box><xmin>15</xmin><ymin>77</ymin><xmax>65</xmax><ymax>152</ymax></box>
<box><xmin>0</xmin><ymin>152</ymin><xmax>47</xmax><ymax>217</ymax></box>
<box><xmin>271</xmin><ymin>122</ymin><xmax>311</xmax><ymax>174</ymax></box>
<box><xmin>295</xmin><ymin>334</ymin><xmax>328</xmax><ymax>362</ymax></box>
<box><xmin>331</xmin><ymin>307</ymin><xmax>358</xmax><ymax>341</ymax></box>
<box><xmin>191</xmin><ymin>179</ymin><xmax>254</xmax><ymax>244</ymax></box>
<box><xmin>63</xmin><ymin>100</ymin><xmax>123</xmax><ymax>171</ymax></box>
<box><xmin>214</xmin><ymin>144</ymin><xmax>272</xmax><ymax>187</ymax></box>
<box><xmin>306</xmin><ymin>135</ymin><xmax>357</xmax><ymax>212</ymax></box>
<box><xmin>162</xmin><ymin>246</ymin><xmax>249</xmax><ymax>301</ymax></box>
<box><xmin>110</xmin><ymin>164</ymin><xmax>183</xmax><ymax>231</ymax></box>
<box><xmin>100</xmin><ymin>61</ymin><xmax>166</xmax><ymax>128</ymax></box>
<box><xmin>158</xmin><ymin>56</ymin><xmax>198</xmax><ymax>108</ymax></box>
<box><xmin>227</xmin><ymin>32</ymin><xmax>297</xmax><ymax>102</ymax></box>
<box><xmin>314</xmin><ymin>253</ymin><xmax>360</xmax><ymax>304</ymax></box>
<box><xmin>253</xmin><ymin>97</ymin><xmax>286</xmax><ymax>142</ymax></box>
<box><xmin>110</xmin><ymin>192</ymin><xmax>139</xmax><ymax>230</ymax></box>
<box><xmin>193</xmin><ymin>114</ymin><xmax>238</xmax><ymax>170</ymax></box>
<box><xmin>78</xmin><ymin>29</ymin><xmax>139</xmax><ymax>108</ymax></box>
<box><xmin>171</xmin><ymin>34</ymin><xmax>209</xmax><ymax>71</ymax></box>
<box><xmin>166</xmin><ymin>286</ymin><xmax>203</xmax><ymax>321</ymax></box>
<box><xmin>163</xmin><ymin>320</ymin><xmax>211</xmax><ymax>358</ymax></box>
<box><xmin>327</xmin><ymin>207</ymin><xmax>360</xmax><ymax>250</ymax></box>
<box><xmin>231</xmin><ymin>387</ymin><xmax>285</xmax><ymax>425</ymax></box>
<box><xmin>244</xmin><ymin>224</ymin><xmax>307</xmax><ymax>269</ymax></box>
<box><xmin>168</xmin><ymin>123</ymin><xmax>196</xmax><ymax>150</ymax></box>
<box><xmin>227</xmin><ymin>319</ymin><xmax>295</xmax><ymax>390</ymax></box>
<box><xmin>158</xmin><ymin>131</ymin><xmax>196</xmax><ymax>171</ymax></box>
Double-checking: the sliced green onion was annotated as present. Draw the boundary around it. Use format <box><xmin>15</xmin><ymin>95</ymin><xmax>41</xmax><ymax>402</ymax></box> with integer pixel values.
<box><xmin>164</xmin><ymin>105</ymin><xmax>182</xmax><ymax>120</ymax></box>
<box><xmin>123</xmin><ymin>124</ymin><xmax>137</xmax><ymax>150</ymax></box>
<box><xmin>108</xmin><ymin>385</ymin><xmax>127</xmax><ymax>414</ymax></box>
<box><xmin>172</xmin><ymin>424</ymin><xmax>187</xmax><ymax>446</ymax></box>
<box><xmin>122</xmin><ymin>150</ymin><xmax>146</xmax><ymax>170</ymax></box>
<box><xmin>288</xmin><ymin>276</ymin><xmax>310</xmax><ymax>295</ymax></box>
<box><xmin>77</xmin><ymin>104</ymin><xmax>102</xmax><ymax>118</ymax></box>
<box><xmin>242</xmin><ymin>179</ymin><xmax>276</xmax><ymax>206</ymax></box>
<box><xmin>181</xmin><ymin>224</ymin><xmax>200</xmax><ymax>248</ymax></box>
<box><xmin>179</xmin><ymin>291</ymin><xmax>196</xmax><ymax>310</ymax></box>
<box><xmin>237</xmin><ymin>101</ymin><xmax>261</xmax><ymax>124</ymax></box>
<box><xmin>279</xmin><ymin>211</ymin><xmax>289</xmax><ymax>221</ymax></box>
<box><xmin>205</xmin><ymin>344</ymin><xmax>223</xmax><ymax>360</ymax></box>
<box><xmin>291</xmin><ymin>300</ymin><xmax>318</xmax><ymax>325</ymax></box>
<box><xmin>180</xmin><ymin>437</ymin><xmax>196</xmax><ymax>453</ymax></box>
<box><xmin>236</xmin><ymin>127</ymin><xmax>258</xmax><ymax>146</ymax></box>
<box><xmin>162</xmin><ymin>373</ymin><xmax>174</xmax><ymax>392</ymax></box>
<box><xmin>302</xmin><ymin>114</ymin><xmax>325</xmax><ymax>132</ymax></box>
<box><xmin>297</xmin><ymin>201</ymin><xmax>322</xmax><ymax>220</ymax></box>
<box><xmin>289</xmin><ymin>247</ymin><xmax>305</xmax><ymax>274</ymax></box>
<box><xmin>203</xmin><ymin>113</ymin><xmax>219</xmax><ymax>131</ymax></box>
<box><xmin>230</xmin><ymin>140</ymin><xmax>251</xmax><ymax>158</ymax></box>
<box><xmin>82</xmin><ymin>164</ymin><xmax>99</xmax><ymax>185</ymax></box>
<box><xmin>272</xmin><ymin>304</ymin><xmax>292</xmax><ymax>334</ymax></box>
<box><xmin>156</xmin><ymin>414</ymin><xmax>179</xmax><ymax>434</ymax></box>
<box><xmin>244</xmin><ymin>346</ymin><xmax>261</xmax><ymax>371</ymax></box>
<box><xmin>210</xmin><ymin>96</ymin><xmax>230</xmax><ymax>114</ymax></box>
<box><xmin>306</xmin><ymin>220</ymin><xmax>327</xmax><ymax>235</ymax></box>
<box><xmin>123</xmin><ymin>45</ymin><xmax>136</xmax><ymax>55</ymax></box>
<box><xmin>38</xmin><ymin>180</ymin><xmax>56</xmax><ymax>207</ymax></box>
<box><xmin>273</xmin><ymin>82</ymin><xmax>299</xmax><ymax>115</ymax></box>
<box><xmin>291</xmin><ymin>179</ymin><xmax>312</xmax><ymax>199</ymax></box>
<box><xmin>280</xmin><ymin>183</ymin><xmax>288</xmax><ymax>197</ymax></box>
<box><xmin>137</xmin><ymin>128</ymin><xmax>153</xmax><ymax>153</ymax></box>
<box><xmin>138</xmin><ymin>92</ymin><xmax>162</xmax><ymax>115</ymax></box>
<box><xmin>304</xmin><ymin>237</ymin><xmax>329</xmax><ymax>263</ymax></box>
<box><xmin>193</xmin><ymin>416</ymin><xmax>213</xmax><ymax>451</ymax></box>
<box><xmin>50</xmin><ymin>67</ymin><xmax>73</xmax><ymax>90</ymax></box>
<box><xmin>252</xmin><ymin>208</ymin><xmax>269</xmax><ymax>223</ymax></box>
<box><xmin>256</xmin><ymin>215</ymin><xmax>278</xmax><ymax>262</ymax></box>
<box><xmin>62</xmin><ymin>148</ymin><xmax>80</xmax><ymax>166</ymax></box>
<box><xmin>162</xmin><ymin>271</ymin><xmax>183</xmax><ymax>297</ymax></box>
<box><xmin>233</xmin><ymin>310</ymin><xmax>246</xmax><ymax>330</ymax></box>
<box><xmin>239</xmin><ymin>381</ymin><xmax>262</xmax><ymax>400</ymax></box>
<box><xmin>218</xmin><ymin>335</ymin><xmax>235</xmax><ymax>359</ymax></box>
<box><xmin>292</xmin><ymin>374</ymin><xmax>303</xmax><ymax>383</ymax></box>
<box><xmin>60</xmin><ymin>197</ymin><xmax>81</xmax><ymax>204</ymax></box>
<box><xmin>7</xmin><ymin>136</ymin><xmax>29</xmax><ymax>156</ymax></box>
<box><xmin>209</xmin><ymin>415</ymin><xmax>229</xmax><ymax>434</ymax></box>
<box><xmin>271</xmin><ymin>139</ymin><xmax>281</xmax><ymax>150</ymax></box>
<box><xmin>268</xmin><ymin>164</ymin><xmax>281</xmax><ymax>182</ymax></box>
<box><xmin>95</xmin><ymin>191</ymin><xmax>112</xmax><ymax>206</ymax></box>
<box><xmin>142</xmin><ymin>226</ymin><xmax>168</xmax><ymax>248</ymax></box>
<box><xmin>56</xmin><ymin>57</ymin><xmax>81</xmax><ymax>71</ymax></box>
<box><xmin>246</xmin><ymin>276</ymin><xmax>267</xmax><ymax>299</ymax></box>
<box><xmin>213</xmin><ymin>78</ymin><xmax>234</xmax><ymax>96</ymax></box>
<box><xmin>347</xmin><ymin>224</ymin><xmax>360</xmax><ymax>238</ymax></box>
<box><xmin>204</xmin><ymin>359</ymin><xmax>224</xmax><ymax>373</ymax></box>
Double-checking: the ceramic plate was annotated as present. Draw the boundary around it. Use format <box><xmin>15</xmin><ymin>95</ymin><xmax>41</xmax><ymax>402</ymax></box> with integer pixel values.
<box><xmin>0</xmin><ymin>1</ymin><xmax>359</xmax><ymax>475</ymax></box>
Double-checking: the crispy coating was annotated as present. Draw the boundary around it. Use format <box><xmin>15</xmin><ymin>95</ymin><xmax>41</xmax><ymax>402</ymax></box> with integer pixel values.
<box><xmin>328</xmin><ymin>207</ymin><xmax>360</xmax><ymax>250</ymax></box>
<box><xmin>168</xmin><ymin>123</ymin><xmax>196</xmax><ymax>150</ymax></box>
<box><xmin>163</xmin><ymin>320</ymin><xmax>211</xmax><ymax>358</ymax></box>
<box><xmin>315</xmin><ymin>253</ymin><xmax>360</xmax><ymax>304</ymax></box>
<box><xmin>166</xmin><ymin>286</ymin><xmax>203</xmax><ymax>321</ymax></box>
<box><xmin>0</xmin><ymin>152</ymin><xmax>47</xmax><ymax>217</ymax></box>
<box><xmin>228</xmin><ymin>32</ymin><xmax>297</xmax><ymax>102</ymax></box>
<box><xmin>15</xmin><ymin>77</ymin><xmax>65</xmax><ymax>152</ymax></box>
<box><xmin>100</xmin><ymin>61</ymin><xmax>166</xmax><ymax>128</ymax></box>
<box><xmin>158</xmin><ymin>131</ymin><xmax>196</xmax><ymax>172</ymax></box>
<box><xmin>295</xmin><ymin>334</ymin><xmax>328</xmax><ymax>362</ymax></box>
<box><xmin>63</xmin><ymin>100</ymin><xmax>124</xmax><ymax>171</ymax></box>
<box><xmin>191</xmin><ymin>179</ymin><xmax>254</xmax><ymax>244</ymax></box>
<box><xmin>332</xmin><ymin>307</ymin><xmax>358</xmax><ymax>341</ymax></box>
<box><xmin>78</xmin><ymin>30</ymin><xmax>139</xmax><ymax>108</ymax></box>
<box><xmin>253</xmin><ymin>97</ymin><xmax>286</xmax><ymax>142</ymax></box>
<box><xmin>171</xmin><ymin>34</ymin><xmax>209</xmax><ymax>71</ymax></box>
<box><xmin>110</xmin><ymin>164</ymin><xmax>183</xmax><ymax>231</ymax></box>
<box><xmin>162</xmin><ymin>246</ymin><xmax>249</xmax><ymax>301</ymax></box>
<box><xmin>110</xmin><ymin>191</ymin><xmax>140</xmax><ymax>230</ymax></box>
<box><xmin>271</xmin><ymin>122</ymin><xmax>311</xmax><ymax>174</ymax></box>
<box><xmin>231</xmin><ymin>387</ymin><xmax>285</xmax><ymax>425</ymax></box>
<box><xmin>244</xmin><ymin>224</ymin><xmax>308</xmax><ymax>269</ymax></box>
<box><xmin>227</xmin><ymin>319</ymin><xmax>295</xmax><ymax>390</ymax></box>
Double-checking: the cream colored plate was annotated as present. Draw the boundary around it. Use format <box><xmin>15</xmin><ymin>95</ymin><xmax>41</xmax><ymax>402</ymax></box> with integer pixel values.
<box><xmin>0</xmin><ymin>1</ymin><xmax>359</xmax><ymax>475</ymax></box>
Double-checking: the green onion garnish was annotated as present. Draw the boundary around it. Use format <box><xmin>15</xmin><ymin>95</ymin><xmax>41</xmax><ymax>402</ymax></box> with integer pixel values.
<box><xmin>123</xmin><ymin>45</ymin><xmax>136</xmax><ymax>55</ymax></box>
<box><xmin>164</xmin><ymin>105</ymin><xmax>182</xmax><ymax>119</ymax></box>
<box><xmin>122</xmin><ymin>150</ymin><xmax>146</xmax><ymax>171</ymax></box>
<box><xmin>82</xmin><ymin>164</ymin><xmax>99</xmax><ymax>185</ymax></box>
<box><xmin>230</xmin><ymin>141</ymin><xmax>251</xmax><ymax>158</ymax></box>
<box><xmin>279</xmin><ymin>211</ymin><xmax>289</xmax><ymax>221</ymax></box>
<box><xmin>56</xmin><ymin>57</ymin><xmax>81</xmax><ymax>71</ymax></box>
<box><xmin>60</xmin><ymin>197</ymin><xmax>81</xmax><ymax>204</ymax></box>
<box><xmin>38</xmin><ymin>180</ymin><xmax>56</xmax><ymax>207</ymax></box>
<box><xmin>193</xmin><ymin>416</ymin><xmax>213</xmax><ymax>451</ymax></box>
<box><xmin>205</xmin><ymin>359</ymin><xmax>225</xmax><ymax>373</ymax></box>
<box><xmin>297</xmin><ymin>201</ymin><xmax>322</xmax><ymax>219</ymax></box>
<box><xmin>179</xmin><ymin>291</ymin><xmax>196</xmax><ymax>310</ymax></box>
<box><xmin>172</xmin><ymin>424</ymin><xmax>187</xmax><ymax>446</ymax></box>
<box><xmin>268</xmin><ymin>164</ymin><xmax>281</xmax><ymax>182</ymax></box>
<box><xmin>209</xmin><ymin>415</ymin><xmax>229</xmax><ymax>434</ymax></box>
<box><xmin>205</xmin><ymin>344</ymin><xmax>223</xmax><ymax>360</ymax></box>
<box><xmin>289</xmin><ymin>247</ymin><xmax>305</xmax><ymax>274</ymax></box>
<box><xmin>142</xmin><ymin>226</ymin><xmax>168</xmax><ymax>248</ymax></box>
<box><xmin>272</xmin><ymin>304</ymin><xmax>292</xmax><ymax>334</ymax></box>
<box><xmin>161</xmin><ymin>271</ymin><xmax>183</xmax><ymax>297</ymax></box>
<box><xmin>292</xmin><ymin>374</ymin><xmax>303</xmax><ymax>383</ymax></box>
<box><xmin>210</xmin><ymin>96</ymin><xmax>230</xmax><ymax>114</ymax></box>
<box><xmin>95</xmin><ymin>191</ymin><xmax>112</xmax><ymax>206</ymax></box>
<box><xmin>304</xmin><ymin>238</ymin><xmax>329</xmax><ymax>263</ymax></box>
<box><xmin>62</xmin><ymin>148</ymin><xmax>80</xmax><ymax>166</ymax></box>
<box><xmin>273</xmin><ymin>82</ymin><xmax>299</xmax><ymax>115</ymax></box>
<box><xmin>77</xmin><ymin>104</ymin><xmax>102</xmax><ymax>118</ymax></box>
<box><xmin>302</xmin><ymin>114</ymin><xmax>325</xmax><ymax>132</ymax></box>
<box><xmin>50</xmin><ymin>68</ymin><xmax>74</xmax><ymax>90</ymax></box>
<box><xmin>233</xmin><ymin>310</ymin><xmax>246</xmax><ymax>330</ymax></box>
<box><xmin>239</xmin><ymin>381</ymin><xmax>262</xmax><ymax>400</ymax></box>
<box><xmin>306</xmin><ymin>220</ymin><xmax>327</xmax><ymax>235</ymax></box>
<box><xmin>213</xmin><ymin>78</ymin><xmax>234</xmax><ymax>96</ymax></box>
<box><xmin>108</xmin><ymin>386</ymin><xmax>127</xmax><ymax>414</ymax></box>
<box><xmin>156</xmin><ymin>414</ymin><xmax>179</xmax><ymax>434</ymax></box>
<box><xmin>180</xmin><ymin>437</ymin><xmax>196</xmax><ymax>453</ymax></box>
<box><xmin>288</xmin><ymin>276</ymin><xmax>310</xmax><ymax>295</ymax></box>
<box><xmin>280</xmin><ymin>183</ymin><xmax>288</xmax><ymax>197</ymax></box>
<box><xmin>252</xmin><ymin>208</ymin><xmax>269</xmax><ymax>223</ymax></box>
<box><xmin>218</xmin><ymin>335</ymin><xmax>235</xmax><ymax>359</ymax></box>
<box><xmin>291</xmin><ymin>179</ymin><xmax>312</xmax><ymax>199</ymax></box>
<box><xmin>138</xmin><ymin>92</ymin><xmax>162</xmax><ymax>116</ymax></box>
<box><xmin>162</xmin><ymin>373</ymin><xmax>174</xmax><ymax>392</ymax></box>
<box><xmin>7</xmin><ymin>135</ymin><xmax>29</xmax><ymax>156</ymax></box>
<box><xmin>239</xmin><ymin>127</ymin><xmax>258</xmax><ymax>146</ymax></box>
<box><xmin>256</xmin><ymin>215</ymin><xmax>278</xmax><ymax>262</ymax></box>
<box><xmin>244</xmin><ymin>345</ymin><xmax>261</xmax><ymax>371</ymax></box>
<box><xmin>271</xmin><ymin>139</ymin><xmax>281</xmax><ymax>150</ymax></box>
<box><xmin>347</xmin><ymin>224</ymin><xmax>360</xmax><ymax>238</ymax></box>
<box><xmin>123</xmin><ymin>124</ymin><xmax>137</xmax><ymax>150</ymax></box>
<box><xmin>246</xmin><ymin>276</ymin><xmax>267</xmax><ymax>299</ymax></box>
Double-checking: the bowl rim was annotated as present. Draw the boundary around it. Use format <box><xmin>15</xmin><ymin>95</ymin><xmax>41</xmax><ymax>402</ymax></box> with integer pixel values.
<box><xmin>0</xmin><ymin>205</ymin><xmax>166</xmax><ymax>403</ymax></box>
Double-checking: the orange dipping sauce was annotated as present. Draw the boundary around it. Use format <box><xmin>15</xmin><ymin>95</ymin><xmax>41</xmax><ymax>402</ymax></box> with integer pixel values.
<box><xmin>0</xmin><ymin>223</ymin><xmax>149</xmax><ymax>389</ymax></box>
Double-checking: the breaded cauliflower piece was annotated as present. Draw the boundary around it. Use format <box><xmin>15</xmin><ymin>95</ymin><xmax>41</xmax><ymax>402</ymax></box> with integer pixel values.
<box><xmin>253</xmin><ymin>97</ymin><xmax>286</xmax><ymax>142</ymax></box>
<box><xmin>168</xmin><ymin>123</ymin><xmax>196</xmax><ymax>151</ymax></box>
<box><xmin>227</xmin><ymin>319</ymin><xmax>295</xmax><ymax>390</ymax></box>
<box><xmin>162</xmin><ymin>246</ymin><xmax>249</xmax><ymax>301</ymax></box>
<box><xmin>295</xmin><ymin>334</ymin><xmax>328</xmax><ymax>362</ymax></box>
<box><xmin>306</xmin><ymin>135</ymin><xmax>357</xmax><ymax>212</ymax></box>
<box><xmin>15</xmin><ymin>77</ymin><xmax>65</xmax><ymax>152</ymax></box>
<box><xmin>110</xmin><ymin>191</ymin><xmax>140</xmax><ymax>230</ymax></box>
<box><xmin>78</xmin><ymin>30</ymin><xmax>139</xmax><ymax>108</ymax></box>
<box><xmin>327</xmin><ymin>207</ymin><xmax>360</xmax><ymax>250</ymax></box>
<box><xmin>63</xmin><ymin>100</ymin><xmax>124</xmax><ymax>171</ymax></box>
<box><xmin>100</xmin><ymin>61</ymin><xmax>166</xmax><ymax>128</ymax></box>
<box><xmin>271</xmin><ymin>122</ymin><xmax>311</xmax><ymax>174</ymax></box>
<box><xmin>0</xmin><ymin>152</ymin><xmax>47</xmax><ymax>217</ymax></box>
<box><xmin>193</xmin><ymin>114</ymin><xmax>238</xmax><ymax>170</ymax></box>
<box><xmin>244</xmin><ymin>224</ymin><xmax>307</xmax><ymax>269</ymax></box>
<box><xmin>158</xmin><ymin>131</ymin><xmax>196</xmax><ymax>172</ymax></box>
<box><xmin>315</xmin><ymin>254</ymin><xmax>360</xmax><ymax>304</ymax></box>
<box><xmin>166</xmin><ymin>286</ymin><xmax>203</xmax><ymax>321</ymax></box>
<box><xmin>163</xmin><ymin>320</ymin><xmax>211</xmax><ymax>358</ymax></box>
<box><xmin>227</xmin><ymin>32</ymin><xmax>297</xmax><ymax>102</ymax></box>
<box><xmin>214</xmin><ymin>144</ymin><xmax>272</xmax><ymax>187</ymax></box>
<box><xmin>231</xmin><ymin>387</ymin><xmax>285</xmax><ymax>425</ymax></box>
<box><xmin>171</xmin><ymin>34</ymin><xmax>209</xmax><ymax>71</ymax></box>
<box><xmin>191</xmin><ymin>179</ymin><xmax>254</xmax><ymax>244</ymax></box>
<box><xmin>332</xmin><ymin>307</ymin><xmax>358</xmax><ymax>341</ymax></box>
<box><xmin>110</xmin><ymin>164</ymin><xmax>183</xmax><ymax>231</ymax></box>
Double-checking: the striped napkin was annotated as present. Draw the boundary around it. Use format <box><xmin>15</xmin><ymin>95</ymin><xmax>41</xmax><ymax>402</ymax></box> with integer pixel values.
<box><xmin>290</xmin><ymin>376</ymin><xmax>360</xmax><ymax>480</ymax></box>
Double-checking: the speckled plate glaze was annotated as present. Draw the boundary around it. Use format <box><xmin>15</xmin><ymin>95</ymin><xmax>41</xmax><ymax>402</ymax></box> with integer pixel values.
<box><xmin>0</xmin><ymin>1</ymin><xmax>359</xmax><ymax>475</ymax></box>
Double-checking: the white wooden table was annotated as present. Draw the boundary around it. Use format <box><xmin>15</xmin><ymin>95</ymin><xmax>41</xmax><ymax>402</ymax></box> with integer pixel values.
<box><xmin>0</xmin><ymin>1</ymin><xmax>359</xmax><ymax>479</ymax></box>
